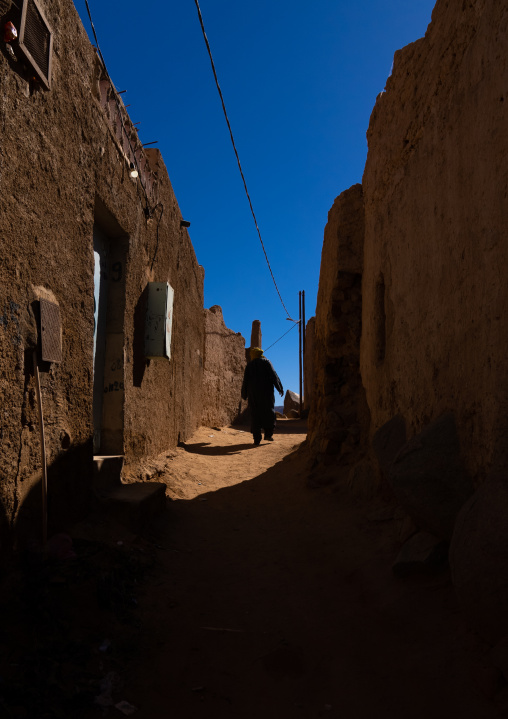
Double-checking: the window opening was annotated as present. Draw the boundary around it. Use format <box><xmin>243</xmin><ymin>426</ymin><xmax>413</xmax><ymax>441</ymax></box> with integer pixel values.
<box><xmin>18</xmin><ymin>0</ymin><xmax>53</xmax><ymax>89</ymax></box>
<box><xmin>93</xmin><ymin>224</ymin><xmax>128</xmax><ymax>456</ymax></box>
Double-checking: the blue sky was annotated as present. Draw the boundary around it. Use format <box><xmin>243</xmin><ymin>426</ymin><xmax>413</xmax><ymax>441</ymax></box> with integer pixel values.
<box><xmin>74</xmin><ymin>0</ymin><xmax>436</xmax><ymax>395</ymax></box>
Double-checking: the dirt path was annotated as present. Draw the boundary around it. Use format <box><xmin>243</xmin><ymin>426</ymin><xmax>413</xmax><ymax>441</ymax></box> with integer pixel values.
<box><xmin>107</xmin><ymin>421</ymin><xmax>502</xmax><ymax>718</ymax></box>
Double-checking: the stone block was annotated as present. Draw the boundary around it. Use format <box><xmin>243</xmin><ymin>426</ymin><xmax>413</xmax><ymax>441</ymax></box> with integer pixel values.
<box><xmin>103</xmin><ymin>481</ymin><xmax>167</xmax><ymax>533</ymax></box>
<box><xmin>284</xmin><ymin>390</ymin><xmax>300</xmax><ymax>415</ymax></box>
<box><xmin>392</xmin><ymin>531</ymin><xmax>448</xmax><ymax>577</ymax></box>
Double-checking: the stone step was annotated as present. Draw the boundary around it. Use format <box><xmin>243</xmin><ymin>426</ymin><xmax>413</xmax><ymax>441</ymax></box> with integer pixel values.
<box><xmin>93</xmin><ymin>455</ymin><xmax>124</xmax><ymax>493</ymax></box>
<box><xmin>99</xmin><ymin>481</ymin><xmax>168</xmax><ymax>532</ymax></box>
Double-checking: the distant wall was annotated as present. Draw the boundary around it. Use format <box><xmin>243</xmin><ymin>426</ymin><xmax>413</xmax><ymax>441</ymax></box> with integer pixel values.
<box><xmin>361</xmin><ymin>0</ymin><xmax>508</xmax><ymax>479</ymax></box>
<box><xmin>202</xmin><ymin>306</ymin><xmax>247</xmax><ymax>427</ymax></box>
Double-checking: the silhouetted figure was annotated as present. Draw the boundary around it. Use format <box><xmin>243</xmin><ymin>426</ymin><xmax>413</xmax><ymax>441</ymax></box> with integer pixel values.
<box><xmin>241</xmin><ymin>347</ymin><xmax>283</xmax><ymax>445</ymax></box>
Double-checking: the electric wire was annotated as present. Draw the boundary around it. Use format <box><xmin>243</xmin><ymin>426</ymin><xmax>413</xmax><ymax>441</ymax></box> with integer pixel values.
<box><xmin>84</xmin><ymin>0</ymin><xmax>293</xmax><ymax>325</ymax></box>
<box><xmin>193</xmin><ymin>0</ymin><xmax>291</xmax><ymax>319</ymax></box>
<box><xmin>264</xmin><ymin>320</ymin><xmax>299</xmax><ymax>352</ymax></box>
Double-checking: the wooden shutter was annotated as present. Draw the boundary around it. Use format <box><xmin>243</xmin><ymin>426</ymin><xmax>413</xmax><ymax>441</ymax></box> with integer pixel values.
<box><xmin>19</xmin><ymin>0</ymin><xmax>53</xmax><ymax>89</ymax></box>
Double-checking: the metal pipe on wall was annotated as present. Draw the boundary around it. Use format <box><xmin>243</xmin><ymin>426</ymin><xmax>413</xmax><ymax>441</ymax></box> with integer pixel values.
<box><xmin>299</xmin><ymin>291</ymin><xmax>303</xmax><ymax>416</ymax></box>
<box><xmin>302</xmin><ymin>289</ymin><xmax>306</xmax><ymax>407</ymax></box>
<box><xmin>33</xmin><ymin>350</ymin><xmax>48</xmax><ymax>548</ymax></box>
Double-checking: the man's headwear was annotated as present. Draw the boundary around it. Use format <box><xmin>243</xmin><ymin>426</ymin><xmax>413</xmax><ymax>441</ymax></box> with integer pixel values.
<box><xmin>250</xmin><ymin>347</ymin><xmax>264</xmax><ymax>361</ymax></box>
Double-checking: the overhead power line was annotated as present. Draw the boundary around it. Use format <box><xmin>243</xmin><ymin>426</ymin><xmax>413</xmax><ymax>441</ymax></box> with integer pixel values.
<box><xmin>264</xmin><ymin>320</ymin><xmax>299</xmax><ymax>352</ymax></box>
<box><xmin>193</xmin><ymin>0</ymin><xmax>291</xmax><ymax>319</ymax></box>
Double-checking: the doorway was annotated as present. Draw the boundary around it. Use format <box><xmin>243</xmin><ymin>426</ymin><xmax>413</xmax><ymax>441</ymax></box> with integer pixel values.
<box><xmin>92</xmin><ymin>223</ymin><xmax>127</xmax><ymax>455</ymax></box>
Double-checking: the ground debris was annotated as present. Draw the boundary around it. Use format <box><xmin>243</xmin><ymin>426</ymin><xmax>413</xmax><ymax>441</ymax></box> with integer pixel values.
<box><xmin>115</xmin><ymin>699</ymin><xmax>138</xmax><ymax>715</ymax></box>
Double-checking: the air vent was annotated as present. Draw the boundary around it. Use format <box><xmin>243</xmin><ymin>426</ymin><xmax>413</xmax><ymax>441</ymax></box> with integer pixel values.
<box><xmin>39</xmin><ymin>298</ymin><xmax>62</xmax><ymax>363</ymax></box>
<box><xmin>19</xmin><ymin>0</ymin><xmax>53</xmax><ymax>89</ymax></box>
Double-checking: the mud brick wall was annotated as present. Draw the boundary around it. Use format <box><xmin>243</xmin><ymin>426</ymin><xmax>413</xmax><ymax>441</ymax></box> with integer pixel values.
<box><xmin>303</xmin><ymin>316</ymin><xmax>315</xmax><ymax>412</ymax></box>
<box><xmin>0</xmin><ymin>0</ymin><xmax>205</xmax><ymax>548</ymax></box>
<box><xmin>308</xmin><ymin>184</ymin><xmax>369</xmax><ymax>464</ymax></box>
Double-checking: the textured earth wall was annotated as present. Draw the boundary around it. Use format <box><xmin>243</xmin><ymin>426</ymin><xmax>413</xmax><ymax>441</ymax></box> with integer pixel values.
<box><xmin>202</xmin><ymin>306</ymin><xmax>247</xmax><ymax>427</ymax></box>
<box><xmin>361</xmin><ymin>0</ymin><xmax>508</xmax><ymax>479</ymax></box>
<box><xmin>0</xmin><ymin>0</ymin><xmax>205</xmax><ymax>547</ymax></box>
<box><xmin>303</xmin><ymin>316</ymin><xmax>315</xmax><ymax>412</ymax></box>
<box><xmin>308</xmin><ymin>184</ymin><xmax>369</xmax><ymax>466</ymax></box>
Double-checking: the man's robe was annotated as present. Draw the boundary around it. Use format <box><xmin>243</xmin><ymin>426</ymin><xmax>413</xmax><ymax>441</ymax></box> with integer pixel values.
<box><xmin>241</xmin><ymin>356</ymin><xmax>283</xmax><ymax>433</ymax></box>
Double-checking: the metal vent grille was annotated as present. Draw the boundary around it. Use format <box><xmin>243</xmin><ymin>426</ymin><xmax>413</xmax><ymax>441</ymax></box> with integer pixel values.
<box><xmin>40</xmin><ymin>299</ymin><xmax>62</xmax><ymax>363</ymax></box>
<box><xmin>19</xmin><ymin>0</ymin><xmax>53</xmax><ymax>89</ymax></box>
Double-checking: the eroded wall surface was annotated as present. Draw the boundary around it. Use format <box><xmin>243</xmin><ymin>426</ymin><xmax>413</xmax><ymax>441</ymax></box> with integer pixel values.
<box><xmin>202</xmin><ymin>306</ymin><xmax>246</xmax><ymax>427</ymax></box>
<box><xmin>0</xmin><ymin>0</ymin><xmax>204</xmax><ymax>547</ymax></box>
<box><xmin>308</xmin><ymin>184</ymin><xmax>369</xmax><ymax>464</ymax></box>
<box><xmin>303</xmin><ymin>316</ymin><xmax>315</xmax><ymax>412</ymax></box>
<box><xmin>361</xmin><ymin>0</ymin><xmax>508</xmax><ymax>479</ymax></box>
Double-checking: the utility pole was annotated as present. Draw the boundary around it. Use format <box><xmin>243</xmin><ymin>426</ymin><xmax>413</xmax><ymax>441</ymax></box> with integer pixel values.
<box><xmin>302</xmin><ymin>289</ymin><xmax>306</xmax><ymax>384</ymax></box>
<box><xmin>302</xmin><ymin>290</ymin><xmax>306</xmax><ymax>415</ymax></box>
<box><xmin>299</xmin><ymin>291</ymin><xmax>303</xmax><ymax>416</ymax></box>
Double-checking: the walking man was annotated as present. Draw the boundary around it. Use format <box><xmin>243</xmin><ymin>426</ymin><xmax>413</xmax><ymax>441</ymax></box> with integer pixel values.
<box><xmin>241</xmin><ymin>347</ymin><xmax>284</xmax><ymax>446</ymax></box>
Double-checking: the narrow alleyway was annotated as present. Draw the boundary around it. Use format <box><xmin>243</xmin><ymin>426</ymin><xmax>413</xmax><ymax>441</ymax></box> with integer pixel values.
<box><xmin>92</xmin><ymin>421</ymin><xmax>502</xmax><ymax>719</ymax></box>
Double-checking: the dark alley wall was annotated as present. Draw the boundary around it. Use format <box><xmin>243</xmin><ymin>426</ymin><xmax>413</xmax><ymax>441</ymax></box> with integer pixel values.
<box><xmin>361</xmin><ymin>0</ymin><xmax>508</xmax><ymax>480</ymax></box>
<box><xmin>310</xmin><ymin>0</ymin><xmax>508</xmax><ymax>641</ymax></box>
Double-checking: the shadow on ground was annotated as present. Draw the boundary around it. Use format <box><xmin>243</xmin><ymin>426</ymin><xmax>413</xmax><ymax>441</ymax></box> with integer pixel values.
<box><xmin>0</xmin><ymin>437</ymin><xmax>501</xmax><ymax>719</ymax></box>
<box><xmin>109</xmin><ymin>444</ymin><xmax>498</xmax><ymax>719</ymax></box>
<box><xmin>180</xmin><ymin>442</ymin><xmax>259</xmax><ymax>456</ymax></box>
<box><xmin>234</xmin><ymin>417</ymin><xmax>308</xmax><ymax>436</ymax></box>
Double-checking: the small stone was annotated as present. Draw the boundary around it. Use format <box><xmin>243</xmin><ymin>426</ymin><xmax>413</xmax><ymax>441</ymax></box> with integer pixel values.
<box><xmin>115</xmin><ymin>700</ymin><xmax>138</xmax><ymax>715</ymax></box>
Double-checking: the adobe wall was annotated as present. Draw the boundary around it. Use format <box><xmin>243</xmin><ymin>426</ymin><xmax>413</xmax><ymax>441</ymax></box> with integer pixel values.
<box><xmin>361</xmin><ymin>0</ymin><xmax>508</xmax><ymax>479</ymax></box>
<box><xmin>0</xmin><ymin>0</ymin><xmax>204</xmax><ymax>547</ymax></box>
<box><xmin>303</xmin><ymin>316</ymin><xmax>315</xmax><ymax>412</ymax></box>
<box><xmin>308</xmin><ymin>184</ymin><xmax>369</xmax><ymax>465</ymax></box>
<box><xmin>201</xmin><ymin>306</ymin><xmax>247</xmax><ymax>427</ymax></box>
